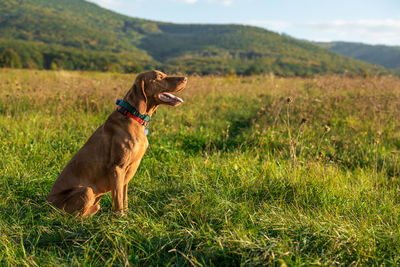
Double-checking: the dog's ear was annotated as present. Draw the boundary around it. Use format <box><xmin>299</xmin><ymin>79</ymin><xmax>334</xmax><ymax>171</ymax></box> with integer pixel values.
<box><xmin>140</xmin><ymin>79</ymin><xmax>147</xmax><ymax>107</ymax></box>
<box><xmin>132</xmin><ymin>77</ymin><xmax>147</xmax><ymax>114</ymax></box>
<box><xmin>124</xmin><ymin>76</ymin><xmax>148</xmax><ymax>114</ymax></box>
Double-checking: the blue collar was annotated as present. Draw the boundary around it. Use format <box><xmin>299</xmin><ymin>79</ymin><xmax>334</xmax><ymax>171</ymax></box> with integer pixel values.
<box><xmin>116</xmin><ymin>99</ymin><xmax>151</xmax><ymax>127</ymax></box>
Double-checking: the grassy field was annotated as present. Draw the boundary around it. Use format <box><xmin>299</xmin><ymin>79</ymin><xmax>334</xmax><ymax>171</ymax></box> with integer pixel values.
<box><xmin>1</xmin><ymin>69</ymin><xmax>400</xmax><ymax>266</ymax></box>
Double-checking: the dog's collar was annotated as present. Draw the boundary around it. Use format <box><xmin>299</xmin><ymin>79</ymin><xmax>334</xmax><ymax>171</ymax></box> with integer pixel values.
<box><xmin>116</xmin><ymin>99</ymin><xmax>150</xmax><ymax>127</ymax></box>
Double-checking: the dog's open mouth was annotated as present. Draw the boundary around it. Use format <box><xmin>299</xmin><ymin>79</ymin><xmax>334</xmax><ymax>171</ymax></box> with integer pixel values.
<box><xmin>158</xmin><ymin>92</ymin><xmax>184</xmax><ymax>105</ymax></box>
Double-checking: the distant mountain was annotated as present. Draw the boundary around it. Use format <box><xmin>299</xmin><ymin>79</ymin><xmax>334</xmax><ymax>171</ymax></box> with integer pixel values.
<box><xmin>316</xmin><ymin>42</ymin><xmax>400</xmax><ymax>71</ymax></box>
<box><xmin>0</xmin><ymin>0</ymin><xmax>389</xmax><ymax>76</ymax></box>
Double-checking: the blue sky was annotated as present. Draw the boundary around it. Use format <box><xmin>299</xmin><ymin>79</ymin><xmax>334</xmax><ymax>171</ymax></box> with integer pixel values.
<box><xmin>87</xmin><ymin>0</ymin><xmax>400</xmax><ymax>45</ymax></box>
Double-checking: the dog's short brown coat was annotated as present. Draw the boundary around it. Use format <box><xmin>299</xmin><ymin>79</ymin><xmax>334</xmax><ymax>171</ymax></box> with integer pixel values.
<box><xmin>48</xmin><ymin>70</ymin><xmax>187</xmax><ymax>216</ymax></box>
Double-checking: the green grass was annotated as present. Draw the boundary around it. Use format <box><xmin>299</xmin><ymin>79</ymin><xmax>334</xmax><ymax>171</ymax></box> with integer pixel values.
<box><xmin>1</xmin><ymin>69</ymin><xmax>400</xmax><ymax>265</ymax></box>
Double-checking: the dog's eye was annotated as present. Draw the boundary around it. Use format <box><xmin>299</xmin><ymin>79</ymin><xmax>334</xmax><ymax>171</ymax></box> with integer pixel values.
<box><xmin>157</xmin><ymin>74</ymin><xmax>164</xmax><ymax>80</ymax></box>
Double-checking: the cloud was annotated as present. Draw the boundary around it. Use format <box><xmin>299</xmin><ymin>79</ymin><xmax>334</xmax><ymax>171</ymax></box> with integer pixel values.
<box><xmin>243</xmin><ymin>19</ymin><xmax>400</xmax><ymax>45</ymax></box>
<box><xmin>221</xmin><ymin>0</ymin><xmax>233</xmax><ymax>6</ymax></box>
<box><xmin>304</xmin><ymin>19</ymin><xmax>400</xmax><ymax>45</ymax></box>
<box><xmin>179</xmin><ymin>0</ymin><xmax>198</xmax><ymax>3</ymax></box>
<box><xmin>207</xmin><ymin>0</ymin><xmax>233</xmax><ymax>6</ymax></box>
<box><xmin>307</xmin><ymin>19</ymin><xmax>400</xmax><ymax>29</ymax></box>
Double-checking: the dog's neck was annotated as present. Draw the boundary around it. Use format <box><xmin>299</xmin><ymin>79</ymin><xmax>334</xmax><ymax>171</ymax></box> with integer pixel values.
<box><xmin>123</xmin><ymin>97</ymin><xmax>158</xmax><ymax>117</ymax></box>
<box><xmin>123</xmin><ymin>84</ymin><xmax>159</xmax><ymax>117</ymax></box>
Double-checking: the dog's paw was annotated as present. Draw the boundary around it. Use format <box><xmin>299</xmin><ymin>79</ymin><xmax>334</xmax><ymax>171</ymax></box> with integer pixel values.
<box><xmin>113</xmin><ymin>209</ymin><xmax>126</xmax><ymax>217</ymax></box>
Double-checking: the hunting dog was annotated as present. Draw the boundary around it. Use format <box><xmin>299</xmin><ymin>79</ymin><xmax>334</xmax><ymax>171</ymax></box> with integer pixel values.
<box><xmin>48</xmin><ymin>70</ymin><xmax>187</xmax><ymax>216</ymax></box>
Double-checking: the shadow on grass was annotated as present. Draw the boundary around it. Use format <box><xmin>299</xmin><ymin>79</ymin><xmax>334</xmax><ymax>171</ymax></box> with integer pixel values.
<box><xmin>177</xmin><ymin>112</ymin><xmax>256</xmax><ymax>154</ymax></box>
<box><xmin>174</xmin><ymin>94</ymin><xmax>286</xmax><ymax>155</ymax></box>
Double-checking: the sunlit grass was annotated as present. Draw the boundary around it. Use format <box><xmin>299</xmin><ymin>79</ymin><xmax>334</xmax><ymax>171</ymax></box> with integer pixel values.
<box><xmin>0</xmin><ymin>69</ymin><xmax>400</xmax><ymax>265</ymax></box>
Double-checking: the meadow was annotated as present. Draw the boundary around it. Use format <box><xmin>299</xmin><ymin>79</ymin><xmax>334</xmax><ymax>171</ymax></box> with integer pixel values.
<box><xmin>0</xmin><ymin>69</ymin><xmax>400</xmax><ymax>266</ymax></box>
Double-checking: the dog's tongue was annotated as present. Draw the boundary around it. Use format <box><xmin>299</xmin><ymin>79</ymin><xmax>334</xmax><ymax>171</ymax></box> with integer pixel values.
<box><xmin>159</xmin><ymin>92</ymin><xmax>184</xmax><ymax>104</ymax></box>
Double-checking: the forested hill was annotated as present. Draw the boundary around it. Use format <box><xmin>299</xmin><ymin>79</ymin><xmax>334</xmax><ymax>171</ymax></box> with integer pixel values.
<box><xmin>316</xmin><ymin>42</ymin><xmax>400</xmax><ymax>71</ymax></box>
<box><xmin>0</xmin><ymin>0</ymin><xmax>389</xmax><ymax>76</ymax></box>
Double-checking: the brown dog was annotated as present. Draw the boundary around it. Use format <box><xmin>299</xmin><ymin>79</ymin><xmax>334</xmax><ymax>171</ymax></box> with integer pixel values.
<box><xmin>48</xmin><ymin>70</ymin><xmax>187</xmax><ymax>216</ymax></box>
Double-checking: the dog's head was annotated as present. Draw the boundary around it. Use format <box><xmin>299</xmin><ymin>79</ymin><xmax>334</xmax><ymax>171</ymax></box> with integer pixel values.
<box><xmin>127</xmin><ymin>70</ymin><xmax>187</xmax><ymax>113</ymax></box>
<box><xmin>145</xmin><ymin>70</ymin><xmax>187</xmax><ymax>106</ymax></box>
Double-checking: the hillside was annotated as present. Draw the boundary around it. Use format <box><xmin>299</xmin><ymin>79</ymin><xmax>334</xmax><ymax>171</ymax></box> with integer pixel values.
<box><xmin>0</xmin><ymin>0</ymin><xmax>388</xmax><ymax>76</ymax></box>
<box><xmin>317</xmin><ymin>41</ymin><xmax>400</xmax><ymax>71</ymax></box>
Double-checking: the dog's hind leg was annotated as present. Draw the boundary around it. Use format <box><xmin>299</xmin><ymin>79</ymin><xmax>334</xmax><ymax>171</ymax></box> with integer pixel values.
<box><xmin>51</xmin><ymin>186</ymin><xmax>97</xmax><ymax>216</ymax></box>
<box><xmin>82</xmin><ymin>196</ymin><xmax>102</xmax><ymax>217</ymax></box>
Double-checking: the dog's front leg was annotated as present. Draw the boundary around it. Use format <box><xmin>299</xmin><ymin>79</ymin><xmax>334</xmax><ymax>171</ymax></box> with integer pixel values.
<box><xmin>111</xmin><ymin>167</ymin><xmax>125</xmax><ymax>214</ymax></box>
<box><xmin>123</xmin><ymin>184</ymin><xmax>129</xmax><ymax>213</ymax></box>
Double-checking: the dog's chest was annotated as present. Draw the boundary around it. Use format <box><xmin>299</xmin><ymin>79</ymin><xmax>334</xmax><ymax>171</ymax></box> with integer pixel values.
<box><xmin>120</xmin><ymin>135</ymin><xmax>147</xmax><ymax>165</ymax></box>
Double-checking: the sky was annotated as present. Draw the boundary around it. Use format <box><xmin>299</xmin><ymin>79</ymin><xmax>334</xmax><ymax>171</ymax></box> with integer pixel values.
<box><xmin>87</xmin><ymin>0</ymin><xmax>400</xmax><ymax>46</ymax></box>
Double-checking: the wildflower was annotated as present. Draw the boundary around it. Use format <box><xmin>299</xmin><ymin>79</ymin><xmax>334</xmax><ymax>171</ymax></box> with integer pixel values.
<box><xmin>324</xmin><ymin>125</ymin><xmax>331</xmax><ymax>133</ymax></box>
<box><xmin>286</xmin><ymin>97</ymin><xmax>293</xmax><ymax>104</ymax></box>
